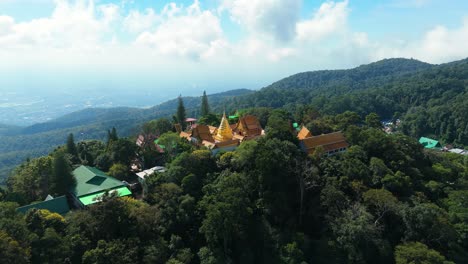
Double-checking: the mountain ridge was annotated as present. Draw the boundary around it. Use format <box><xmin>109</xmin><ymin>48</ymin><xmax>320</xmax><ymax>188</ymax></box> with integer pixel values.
<box><xmin>1</xmin><ymin>58</ymin><xmax>467</xmax><ymax>182</ymax></box>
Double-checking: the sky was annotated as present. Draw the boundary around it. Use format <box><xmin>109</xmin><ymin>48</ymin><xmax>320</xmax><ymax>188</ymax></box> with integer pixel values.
<box><xmin>0</xmin><ymin>0</ymin><xmax>467</xmax><ymax>96</ymax></box>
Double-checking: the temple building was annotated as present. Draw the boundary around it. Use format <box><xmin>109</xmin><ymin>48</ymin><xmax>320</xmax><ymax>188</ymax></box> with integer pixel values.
<box><xmin>298</xmin><ymin>128</ymin><xmax>349</xmax><ymax>156</ymax></box>
<box><xmin>234</xmin><ymin>115</ymin><xmax>263</xmax><ymax>140</ymax></box>
<box><xmin>179</xmin><ymin>112</ymin><xmax>264</xmax><ymax>154</ymax></box>
<box><xmin>214</xmin><ymin>112</ymin><xmax>234</xmax><ymax>142</ymax></box>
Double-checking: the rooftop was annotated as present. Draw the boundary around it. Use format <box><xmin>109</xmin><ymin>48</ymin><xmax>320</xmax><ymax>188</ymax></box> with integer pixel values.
<box><xmin>72</xmin><ymin>166</ymin><xmax>128</xmax><ymax>197</ymax></box>
<box><xmin>136</xmin><ymin>166</ymin><xmax>166</xmax><ymax>180</ymax></box>
<box><xmin>17</xmin><ymin>195</ymin><xmax>70</xmax><ymax>215</ymax></box>
<box><xmin>301</xmin><ymin>132</ymin><xmax>349</xmax><ymax>153</ymax></box>
<box><xmin>297</xmin><ymin>126</ymin><xmax>312</xmax><ymax>140</ymax></box>
<box><xmin>419</xmin><ymin>137</ymin><xmax>441</xmax><ymax>149</ymax></box>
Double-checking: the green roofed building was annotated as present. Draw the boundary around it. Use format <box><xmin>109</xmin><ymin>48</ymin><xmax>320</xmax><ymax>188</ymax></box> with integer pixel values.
<box><xmin>419</xmin><ymin>137</ymin><xmax>442</xmax><ymax>149</ymax></box>
<box><xmin>17</xmin><ymin>195</ymin><xmax>70</xmax><ymax>215</ymax></box>
<box><xmin>71</xmin><ymin>166</ymin><xmax>132</xmax><ymax>206</ymax></box>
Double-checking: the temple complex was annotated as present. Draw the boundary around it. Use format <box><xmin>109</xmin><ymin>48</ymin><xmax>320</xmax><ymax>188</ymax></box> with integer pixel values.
<box><xmin>179</xmin><ymin>112</ymin><xmax>264</xmax><ymax>153</ymax></box>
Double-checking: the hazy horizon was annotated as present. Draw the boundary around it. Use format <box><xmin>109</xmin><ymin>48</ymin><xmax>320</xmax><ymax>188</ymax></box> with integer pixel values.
<box><xmin>1</xmin><ymin>0</ymin><xmax>468</xmax><ymax>125</ymax></box>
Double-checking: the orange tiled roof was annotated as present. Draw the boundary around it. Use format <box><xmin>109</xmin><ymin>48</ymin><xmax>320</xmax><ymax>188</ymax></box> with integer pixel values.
<box><xmin>301</xmin><ymin>132</ymin><xmax>349</xmax><ymax>154</ymax></box>
<box><xmin>202</xmin><ymin>140</ymin><xmax>216</xmax><ymax>149</ymax></box>
<box><xmin>208</xmin><ymin>126</ymin><xmax>217</xmax><ymax>134</ymax></box>
<box><xmin>297</xmin><ymin>126</ymin><xmax>312</xmax><ymax>140</ymax></box>
<box><xmin>233</xmin><ymin>134</ymin><xmax>245</xmax><ymax>141</ymax></box>
<box><xmin>236</xmin><ymin>115</ymin><xmax>262</xmax><ymax>136</ymax></box>
<box><xmin>192</xmin><ymin>125</ymin><xmax>214</xmax><ymax>143</ymax></box>
<box><xmin>180</xmin><ymin>132</ymin><xmax>191</xmax><ymax>140</ymax></box>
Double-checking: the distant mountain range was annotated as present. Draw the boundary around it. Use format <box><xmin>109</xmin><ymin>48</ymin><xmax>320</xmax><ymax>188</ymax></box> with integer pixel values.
<box><xmin>1</xmin><ymin>57</ymin><xmax>467</xmax><ymax>183</ymax></box>
<box><xmin>0</xmin><ymin>89</ymin><xmax>254</xmax><ymax>182</ymax></box>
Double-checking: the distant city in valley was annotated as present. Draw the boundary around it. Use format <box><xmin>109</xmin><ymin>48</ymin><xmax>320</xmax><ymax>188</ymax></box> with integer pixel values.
<box><xmin>0</xmin><ymin>89</ymin><xmax>207</xmax><ymax>126</ymax></box>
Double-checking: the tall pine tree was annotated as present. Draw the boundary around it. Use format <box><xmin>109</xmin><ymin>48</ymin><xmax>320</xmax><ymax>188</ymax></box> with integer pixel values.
<box><xmin>51</xmin><ymin>151</ymin><xmax>75</xmax><ymax>196</ymax></box>
<box><xmin>201</xmin><ymin>90</ymin><xmax>210</xmax><ymax>116</ymax></box>
<box><xmin>177</xmin><ymin>95</ymin><xmax>187</xmax><ymax>130</ymax></box>
<box><xmin>107</xmin><ymin>127</ymin><xmax>118</xmax><ymax>146</ymax></box>
<box><xmin>66</xmin><ymin>133</ymin><xmax>78</xmax><ymax>157</ymax></box>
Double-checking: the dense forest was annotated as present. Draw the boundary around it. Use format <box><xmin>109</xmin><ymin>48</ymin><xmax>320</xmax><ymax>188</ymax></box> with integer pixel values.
<box><xmin>1</xmin><ymin>58</ymin><xmax>467</xmax><ymax>183</ymax></box>
<box><xmin>0</xmin><ymin>104</ymin><xmax>467</xmax><ymax>263</ymax></box>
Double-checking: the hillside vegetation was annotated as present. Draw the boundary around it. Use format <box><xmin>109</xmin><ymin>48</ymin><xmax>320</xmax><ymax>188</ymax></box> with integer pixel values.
<box><xmin>0</xmin><ymin>58</ymin><xmax>467</xmax><ymax>263</ymax></box>
<box><xmin>1</xmin><ymin>57</ymin><xmax>467</xmax><ymax>183</ymax></box>
<box><xmin>225</xmin><ymin>58</ymin><xmax>467</xmax><ymax>146</ymax></box>
<box><xmin>0</xmin><ymin>89</ymin><xmax>253</xmax><ymax>183</ymax></box>
<box><xmin>1</xmin><ymin>107</ymin><xmax>467</xmax><ymax>263</ymax></box>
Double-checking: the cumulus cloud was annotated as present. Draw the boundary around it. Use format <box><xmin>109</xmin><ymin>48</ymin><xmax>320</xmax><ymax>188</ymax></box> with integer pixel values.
<box><xmin>413</xmin><ymin>18</ymin><xmax>468</xmax><ymax>62</ymax></box>
<box><xmin>135</xmin><ymin>1</ymin><xmax>225</xmax><ymax>60</ymax></box>
<box><xmin>0</xmin><ymin>0</ymin><xmax>467</xmax><ymax>81</ymax></box>
<box><xmin>0</xmin><ymin>16</ymin><xmax>14</xmax><ymax>36</ymax></box>
<box><xmin>0</xmin><ymin>0</ymin><xmax>118</xmax><ymax>50</ymax></box>
<box><xmin>123</xmin><ymin>8</ymin><xmax>159</xmax><ymax>33</ymax></box>
<box><xmin>296</xmin><ymin>0</ymin><xmax>349</xmax><ymax>42</ymax></box>
<box><xmin>221</xmin><ymin>0</ymin><xmax>301</xmax><ymax>42</ymax></box>
<box><xmin>367</xmin><ymin>17</ymin><xmax>468</xmax><ymax>63</ymax></box>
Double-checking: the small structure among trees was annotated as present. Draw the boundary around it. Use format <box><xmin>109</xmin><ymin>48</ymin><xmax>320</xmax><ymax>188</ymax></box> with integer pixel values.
<box><xmin>70</xmin><ymin>166</ymin><xmax>132</xmax><ymax>207</ymax></box>
<box><xmin>298</xmin><ymin>130</ymin><xmax>349</xmax><ymax>156</ymax></box>
<box><xmin>419</xmin><ymin>137</ymin><xmax>441</xmax><ymax>149</ymax></box>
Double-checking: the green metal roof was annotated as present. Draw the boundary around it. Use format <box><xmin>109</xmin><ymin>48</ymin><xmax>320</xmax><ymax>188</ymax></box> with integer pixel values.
<box><xmin>72</xmin><ymin>166</ymin><xmax>128</xmax><ymax>197</ymax></box>
<box><xmin>17</xmin><ymin>196</ymin><xmax>70</xmax><ymax>215</ymax></box>
<box><xmin>419</xmin><ymin>137</ymin><xmax>441</xmax><ymax>149</ymax></box>
<box><xmin>154</xmin><ymin>139</ymin><xmax>166</xmax><ymax>149</ymax></box>
<box><xmin>78</xmin><ymin>186</ymin><xmax>132</xmax><ymax>206</ymax></box>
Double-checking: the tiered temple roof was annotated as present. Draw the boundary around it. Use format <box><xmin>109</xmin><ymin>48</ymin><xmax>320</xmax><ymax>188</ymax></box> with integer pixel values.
<box><xmin>214</xmin><ymin>112</ymin><xmax>233</xmax><ymax>142</ymax></box>
<box><xmin>192</xmin><ymin>124</ymin><xmax>215</xmax><ymax>143</ymax></box>
<box><xmin>234</xmin><ymin>115</ymin><xmax>263</xmax><ymax>138</ymax></box>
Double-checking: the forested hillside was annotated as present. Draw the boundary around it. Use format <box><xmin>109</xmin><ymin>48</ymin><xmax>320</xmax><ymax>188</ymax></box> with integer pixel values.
<box><xmin>0</xmin><ymin>89</ymin><xmax>253</xmax><ymax>183</ymax></box>
<box><xmin>0</xmin><ymin>57</ymin><xmax>467</xmax><ymax>262</ymax></box>
<box><xmin>1</xmin><ymin>57</ymin><xmax>467</xmax><ymax>184</ymax></box>
<box><xmin>1</xmin><ymin>108</ymin><xmax>467</xmax><ymax>263</ymax></box>
<box><xmin>225</xmin><ymin>58</ymin><xmax>468</xmax><ymax>146</ymax></box>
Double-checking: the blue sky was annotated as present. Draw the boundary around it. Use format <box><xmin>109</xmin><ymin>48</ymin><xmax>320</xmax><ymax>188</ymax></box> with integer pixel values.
<box><xmin>0</xmin><ymin>0</ymin><xmax>467</xmax><ymax>97</ymax></box>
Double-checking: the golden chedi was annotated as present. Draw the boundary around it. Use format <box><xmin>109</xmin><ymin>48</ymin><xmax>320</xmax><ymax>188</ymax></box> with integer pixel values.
<box><xmin>214</xmin><ymin>112</ymin><xmax>233</xmax><ymax>142</ymax></box>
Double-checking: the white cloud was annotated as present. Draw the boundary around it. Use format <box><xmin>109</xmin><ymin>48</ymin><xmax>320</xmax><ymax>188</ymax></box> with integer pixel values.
<box><xmin>367</xmin><ymin>17</ymin><xmax>468</xmax><ymax>63</ymax></box>
<box><xmin>135</xmin><ymin>1</ymin><xmax>225</xmax><ymax>60</ymax></box>
<box><xmin>413</xmin><ymin>18</ymin><xmax>468</xmax><ymax>62</ymax></box>
<box><xmin>296</xmin><ymin>0</ymin><xmax>349</xmax><ymax>42</ymax></box>
<box><xmin>99</xmin><ymin>3</ymin><xmax>121</xmax><ymax>25</ymax></box>
<box><xmin>221</xmin><ymin>0</ymin><xmax>301</xmax><ymax>42</ymax></box>
<box><xmin>123</xmin><ymin>8</ymin><xmax>159</xmax><ymax>33</ymax></box>
<box><xmin>0</xmin><ymin>15</ymin><xmax>14</xmax><ymax>36</ymax></box>
<box><xmin>0</xmin><ymin>0</ymin><xmax>467</xmax><ymax>87</ymax></box>
<box><xmin>268</xmin><ymin>47</ymin><xmax>296</xmax><ymax>62</ymax></box>
<box><xmin>0</xmin><ymin>0</ymin><xmax>118</xmax><ymax>50</ymax></box>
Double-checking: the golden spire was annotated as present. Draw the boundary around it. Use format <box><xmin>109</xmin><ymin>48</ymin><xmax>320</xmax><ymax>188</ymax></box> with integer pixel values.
<box><xmin>214</xmin><ymin>112</ymin><xmax>233</xmax><ymax>142</ymax></box>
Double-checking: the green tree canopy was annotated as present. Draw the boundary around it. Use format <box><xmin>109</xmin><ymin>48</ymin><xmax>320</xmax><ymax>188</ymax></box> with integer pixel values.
<box><xmin>201</xmin><ymin>91</ymin><xmax>210</xmax><ymax>117</ymax></box>
<box><xmin>395</xmin><ymin>242</ymin><xmax>454</xmax><ymax>264</ymax></box>
<box><xmin>177</xmin><ymin>96</ymin><xmax>187</xmax><ymax>130</ymax></box>
<box><xmin>50</xmin><ymin>151</ymin><xmax>75</xmax><ymax>196</ymax></box>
